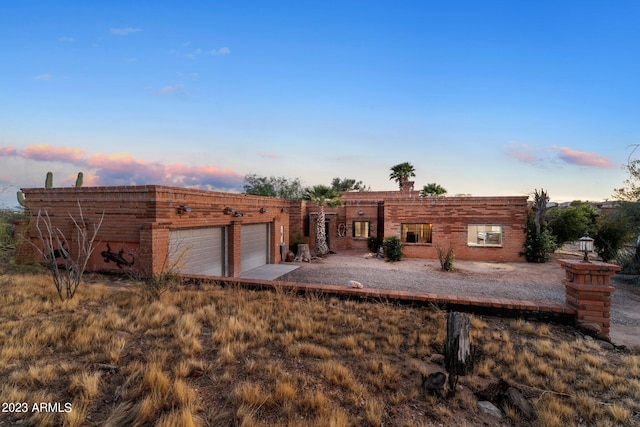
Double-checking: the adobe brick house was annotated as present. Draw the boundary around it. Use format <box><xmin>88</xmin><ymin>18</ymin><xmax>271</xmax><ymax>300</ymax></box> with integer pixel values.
<box><xmin>18</xmin><ymin>185</ymin><xmax>291</xmax><ymax>278</ymax></box>
<box><xmin>304</xmin><ymin>190</ymin><xmax>528</xmax><ymax>263</ymax></box>
<box><xmin>17</xmin><ymin>184</ymin><xmax>527</xmax><ymax>278</ymax></box>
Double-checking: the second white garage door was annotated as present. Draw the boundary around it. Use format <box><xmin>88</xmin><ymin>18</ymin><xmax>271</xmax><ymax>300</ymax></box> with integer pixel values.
<box><xmin>241</xmin><ymin>223</ymin><xmax>269</xmax><ymax>273</ymax></box>
<box><xmin>169</xmin><ymin>227</ymin><xmax>226</xmax><ymax>276</ymax></box>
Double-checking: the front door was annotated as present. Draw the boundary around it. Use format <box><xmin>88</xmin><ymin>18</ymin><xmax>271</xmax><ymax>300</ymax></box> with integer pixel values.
<box><xmin>325</xmin><ymin>220</ymin><xmax>330</xmax><ymax>250</ymax></box>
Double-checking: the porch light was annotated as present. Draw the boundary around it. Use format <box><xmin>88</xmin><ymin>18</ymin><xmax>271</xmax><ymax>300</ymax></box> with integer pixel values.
<box><xmin>223</xmin><ymin>207</ymin><xmax>236</xmax><ymax>214</ymax></box>
<box><xmin>358</xmin><ymin>210</ymin><xmax>364</xmax><ymax>215</ymax></box>
<box><xmin>260</xmin><ymin>207</ymin><xmax>268</xmax><ymax>213</ymax></box>
<box><xmin>177</xmin><ymin>205</ymin><xmax>192</xmax><ymax>214</ymax></box>
<box><xmin>578</xmin><ymin>233</ymin><xmax>594</xmax><ymax>263</ymax></box>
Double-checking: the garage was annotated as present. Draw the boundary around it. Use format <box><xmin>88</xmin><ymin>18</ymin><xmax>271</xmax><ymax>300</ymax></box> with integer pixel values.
<box><xmin>241</xmin><ymin>223</ymin><xmax>270</xmax><ymax>273</ymax></box>
<box><xmin>169</xmin><ymin>227</ymin><xmax>226</xmax><ymax>276</ymax></box>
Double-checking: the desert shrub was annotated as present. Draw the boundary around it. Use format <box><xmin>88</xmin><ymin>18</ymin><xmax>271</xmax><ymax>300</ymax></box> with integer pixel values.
<box><xmin>615</xmin><ymin>247</ymin><xmax>640</xmax><ymax>275</ymax></box>
<box><xmin>436</xmin><ymin>243</ymin><xmax>455</xmax><ymax>271</ymax></box>
<box><xmin>383</xmin><ymin>236</ymin><xmax>403</xmax><ymax>262</ymax></box>
<box><xmin>136</xmin><ymin>271</ymin><xmax>182</xmax><ymax>301</ymax></box>
<box><xmin>367</xmin><ymin>236</ymin><xmax>381</xmax><ymax>253</ymax></box>
<box><xmin>30</xmin><ymin>204</ymin><xmax>104</xmax><ymax>301</ymax></box>
<box><xmin>593</xmin><ymin>217</ymin><xmax>631</xmax><ymax>262</ymax></box>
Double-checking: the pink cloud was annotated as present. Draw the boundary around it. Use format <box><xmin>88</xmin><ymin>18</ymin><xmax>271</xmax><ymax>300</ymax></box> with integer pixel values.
<box><xmin>505</xmin><ymin>143</ymin><xmax>538</xmax><ymax>164</ymax></box>
<box><xmin>0</xmin><ymin>146</ymin><xmax>17</xmax><ymax>156</ymax></box>
<box><xmin>552</xmin><ymin>146</ymin><xmax>613</xmax><ymax>168</ymax></box>
<box><xmin>0</xmin><ymin>144</ymin><xmax>245</xmax><ymax>190</ymax></box>
<box><xmin>165</xmin><ymin>164</ymin><xmax>244</xmax><ymax>188</ymax></box>
<box><xmin>21</xmin><ymin>144</ymin><xmax>86</xmax><ymax>164</ymax></box>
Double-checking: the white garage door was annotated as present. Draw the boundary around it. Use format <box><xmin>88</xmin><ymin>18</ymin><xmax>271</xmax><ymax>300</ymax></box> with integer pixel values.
<box><xmin>169</xmin><ymin>227</ymin><xmax>226</xmax><ymax>276</ymax></box>
<box><xmin>241</xmin><ymin>223</ymin><xmax>269</xmax><ymax>273</ymax></box>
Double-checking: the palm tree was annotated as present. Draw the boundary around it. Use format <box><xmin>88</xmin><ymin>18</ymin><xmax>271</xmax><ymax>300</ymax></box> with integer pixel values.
<box><xmin>389</xmin><ymin>162</ymin><xmax>416</xmax><ymax>189</ymax></box>
<box><xmin>420</xmin><ymin>183</ymin><xmax>448</xmax><ymax>197</ymax></box>
<box><xmin>304</xmin><ymin>185</ymin><xmax>342</xmax><ymax>257</ymax></box>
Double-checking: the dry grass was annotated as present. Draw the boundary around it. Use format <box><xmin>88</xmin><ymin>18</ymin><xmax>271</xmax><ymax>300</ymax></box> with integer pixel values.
<box><xmin>1</xmin><ymin>271</ymin><xmax>639</xmax><ymax>426</ymax></box>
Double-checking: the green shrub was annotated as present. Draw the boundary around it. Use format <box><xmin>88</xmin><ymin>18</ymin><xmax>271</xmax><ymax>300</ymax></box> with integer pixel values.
<box><xmin>594</xmin><ymin>218</ymin><xmax>631</xmax><ymax>262</ymax></box>
<box><xmin>615</xmin><ymin>247</ymin><xmax>640</xmax><ymax>275</ymax></box>
<box><xmin>383</xmin><ymin>236</ymin><xmax>404</xmax><ymax>262</ymax></box>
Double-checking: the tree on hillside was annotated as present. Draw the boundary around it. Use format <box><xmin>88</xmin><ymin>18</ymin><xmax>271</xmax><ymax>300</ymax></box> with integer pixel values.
<box><xmin>546</xmin><ymin>203</ymin><xmax>597</xmax><ymax>246</ymax></box>
<box><xmin>243</xmin><ymin>174</ymin><xmax>305</xmax><ymax>199</ymax></box>
<box><xmin>420</xmin><ymin>183</ymin><xmax>447</xmax><ymax>197</ymax></box>
<box><xmin>304</xmin><ymin>185</ymin><xmax>342</xmax><ymax>257</ymax></box>
<box><xmin>330</xmin><ymin>177</ymin><xmax>370</xmax><ymax>192</ymax></box>
<box><xmin>389</xmin><ymin>162</ymin><xmax>416</xmax><ymax>189</ymax></box>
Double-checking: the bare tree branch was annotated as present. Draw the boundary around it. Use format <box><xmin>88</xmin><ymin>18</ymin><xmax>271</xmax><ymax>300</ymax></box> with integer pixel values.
<box><xmin>27</xmin><ymin>200</ymin><xmax>103</xmax><ymax>300</ymax></box>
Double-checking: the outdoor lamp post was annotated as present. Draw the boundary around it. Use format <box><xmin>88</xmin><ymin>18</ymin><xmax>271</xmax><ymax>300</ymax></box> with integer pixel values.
<box><xmin>578</xmin><ymin>233</ymin><xmax>594</xmax><ymax>263</ymax></box>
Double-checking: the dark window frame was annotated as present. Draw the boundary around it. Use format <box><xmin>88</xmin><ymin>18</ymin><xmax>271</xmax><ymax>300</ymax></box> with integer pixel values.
<box><xmin>401</xmin><ymin>223</ymin><xmax>433</xmax><ymax>244</ymax></box>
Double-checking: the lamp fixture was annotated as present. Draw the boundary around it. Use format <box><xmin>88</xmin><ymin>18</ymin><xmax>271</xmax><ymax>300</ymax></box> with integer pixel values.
<box><xmin>578</xmin><ymin>232</ymin><xmax>594</xmax><ymax>263</ymax></box>
<box><xmin>281</xmin><ymin>208</ymin><xmax>288</xmax><ymax>213</ymax></box>
<box><xmin>177</xmin><ymin>205</ymin><xmax>192</xmax><ymax>214</ymax></box>
<box><xmin>233</xmin><ymin>211</ymin><xmax>244</xmax><ymax>217</ymax></box>
<box><xmin>260</xmin><ymin>207</ymin><xmax>268</xmax><ymax>213</ymax></box>
<box><xmin>357</xmin><ymin>210</ymin><xmax>364</xmax><ymax>215</ymax></box>
<box><xmin>223</xmin><ymin>207</ymin><xmax>236</xmax><ymax>214</ymax></box>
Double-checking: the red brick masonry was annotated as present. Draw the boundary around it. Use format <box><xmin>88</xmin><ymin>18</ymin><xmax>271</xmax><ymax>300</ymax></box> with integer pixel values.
<box><xmin>558</xmin><ymin>259</ymin><xmax>620</xmax><ymax>336</ymax></box>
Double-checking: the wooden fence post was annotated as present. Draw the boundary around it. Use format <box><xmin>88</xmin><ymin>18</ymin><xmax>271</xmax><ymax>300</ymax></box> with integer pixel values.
<box><xmin>445</xmin><ymin>312</ymin><xmax>473</xmax><ymax>395</ymax></box>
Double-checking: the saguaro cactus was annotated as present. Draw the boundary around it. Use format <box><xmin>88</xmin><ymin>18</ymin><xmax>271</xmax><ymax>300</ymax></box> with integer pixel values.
<box><xmin>45</xmin><ymin>172</ymin><xmax>53</xmax><ymax>188</ymax></box>
<box><xmin>75</xmin><ymin>172</ymin><xmax>84</xmax><ymax>187</ymax></box>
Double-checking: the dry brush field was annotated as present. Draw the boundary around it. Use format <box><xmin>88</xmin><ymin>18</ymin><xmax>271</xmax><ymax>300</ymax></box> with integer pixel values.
<box><xmin>0</xmin><ymin>270</ymin><xmax>639</xmax><ymax>427</ymax></box>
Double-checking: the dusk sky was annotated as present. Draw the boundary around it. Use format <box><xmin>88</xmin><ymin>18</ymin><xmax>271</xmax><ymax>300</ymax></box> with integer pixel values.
<box><xmin>1</xmin><ymin>1</ymin><xmax>638</xmax><ymax>208</ymax></box>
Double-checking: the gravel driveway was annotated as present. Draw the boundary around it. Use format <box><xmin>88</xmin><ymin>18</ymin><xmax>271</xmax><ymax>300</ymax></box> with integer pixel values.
<box><xmin>280</xmin><ymin>251</ymin><xmax>640</xmax><ymax>348</ymax></box>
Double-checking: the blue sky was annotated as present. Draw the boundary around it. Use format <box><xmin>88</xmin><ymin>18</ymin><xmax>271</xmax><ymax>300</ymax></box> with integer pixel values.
<box><xmin>1</xmin><ymin>1</ymin><xmax>638</xmax><ymax>207</ymax></box>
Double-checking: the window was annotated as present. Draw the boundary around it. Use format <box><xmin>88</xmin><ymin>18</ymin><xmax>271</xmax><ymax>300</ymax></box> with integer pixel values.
<box><xmin>467</xmin><ymin>224</ymin><xmax>502</xmax><ymax>247</ymax></box>
<box><xmin>352</xmin><ymin>221</ymin><xmax>370</xmax><ymax>238</ymax></box>
<box><xmin>401</xmin><ymin>223</ymin><xmax>432</xmax><ymax>243</ymax></box>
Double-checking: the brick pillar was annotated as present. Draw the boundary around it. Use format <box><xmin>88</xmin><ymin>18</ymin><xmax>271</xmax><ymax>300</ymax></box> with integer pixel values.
<box><xmin>558</xmin><ymin>259</ymin><xmax>620</xmax><ymax>339</ymax></box>
<box><xmin>140</xmin><ymin>223</ymin><xmax>170</xmax><ymax>278</ymax></box>
<box><xmin>228</xmin><ymin>221</ymin><xmax>242</xmax><ymax>277</ymax></box>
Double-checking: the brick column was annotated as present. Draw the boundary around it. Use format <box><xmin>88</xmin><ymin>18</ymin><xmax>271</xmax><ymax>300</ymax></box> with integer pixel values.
<box><xmin>558</xmin><ymin>259</ymin><xmax>620</xmax><ymax>339</ymax></box>
<box><xmin>228</xmin><ymin>221</ymin><xmax>242</xmax><ymax>277</ymax></box>
<box><xmin>140</xmin><ymin>223</ymin><xmax>170</xmax><ymax>278</ymax></box>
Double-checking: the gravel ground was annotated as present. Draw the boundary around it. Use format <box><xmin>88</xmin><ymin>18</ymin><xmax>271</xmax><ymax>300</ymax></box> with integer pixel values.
<box><xmin>282</xmin><ymin>260</ymin><xmax>566</xmax><ymax>303</ymax></box>
<box><xmin>280</xmin><ymin>251</ymin><xmax>640</xmax><ymax>347</ymax></box>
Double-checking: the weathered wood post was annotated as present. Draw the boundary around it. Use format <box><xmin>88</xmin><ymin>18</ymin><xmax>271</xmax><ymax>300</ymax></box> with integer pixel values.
<box><xmin>445</xmin><ymin>312</ymin><xmax>473</xmax><ymax>396</ymax></box>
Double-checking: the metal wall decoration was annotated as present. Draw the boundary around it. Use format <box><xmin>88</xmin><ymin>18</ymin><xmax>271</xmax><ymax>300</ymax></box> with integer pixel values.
<box><xmin>337</xmin><ymin>223</ymin><xmax>347</xmax><ymax>238</ymax></box>
<box><xmin>101</xmin><ymin>243</ymin><xmax>135</xmax><ymax>269</ymax></box>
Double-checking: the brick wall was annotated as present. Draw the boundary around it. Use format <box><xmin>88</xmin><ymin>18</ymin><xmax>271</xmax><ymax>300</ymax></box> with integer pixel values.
<box><xmin>19</xmin><ymin>185</ymin><xmax>528</xmax><ymax>274</ymax></box>
<box><xmin>20</xmin><ymin>185</ymin><xmax>291</xmax><ymax>277</ymax></box>
<box><xmin>383</xmin><ymin>196</ymin><xmax>527</xmax><ymax>262</ymax></box>
<box><xmin>301</xmin><ymin>194</ymin><xmax>527</xmax><ymax>261</ymax></box>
